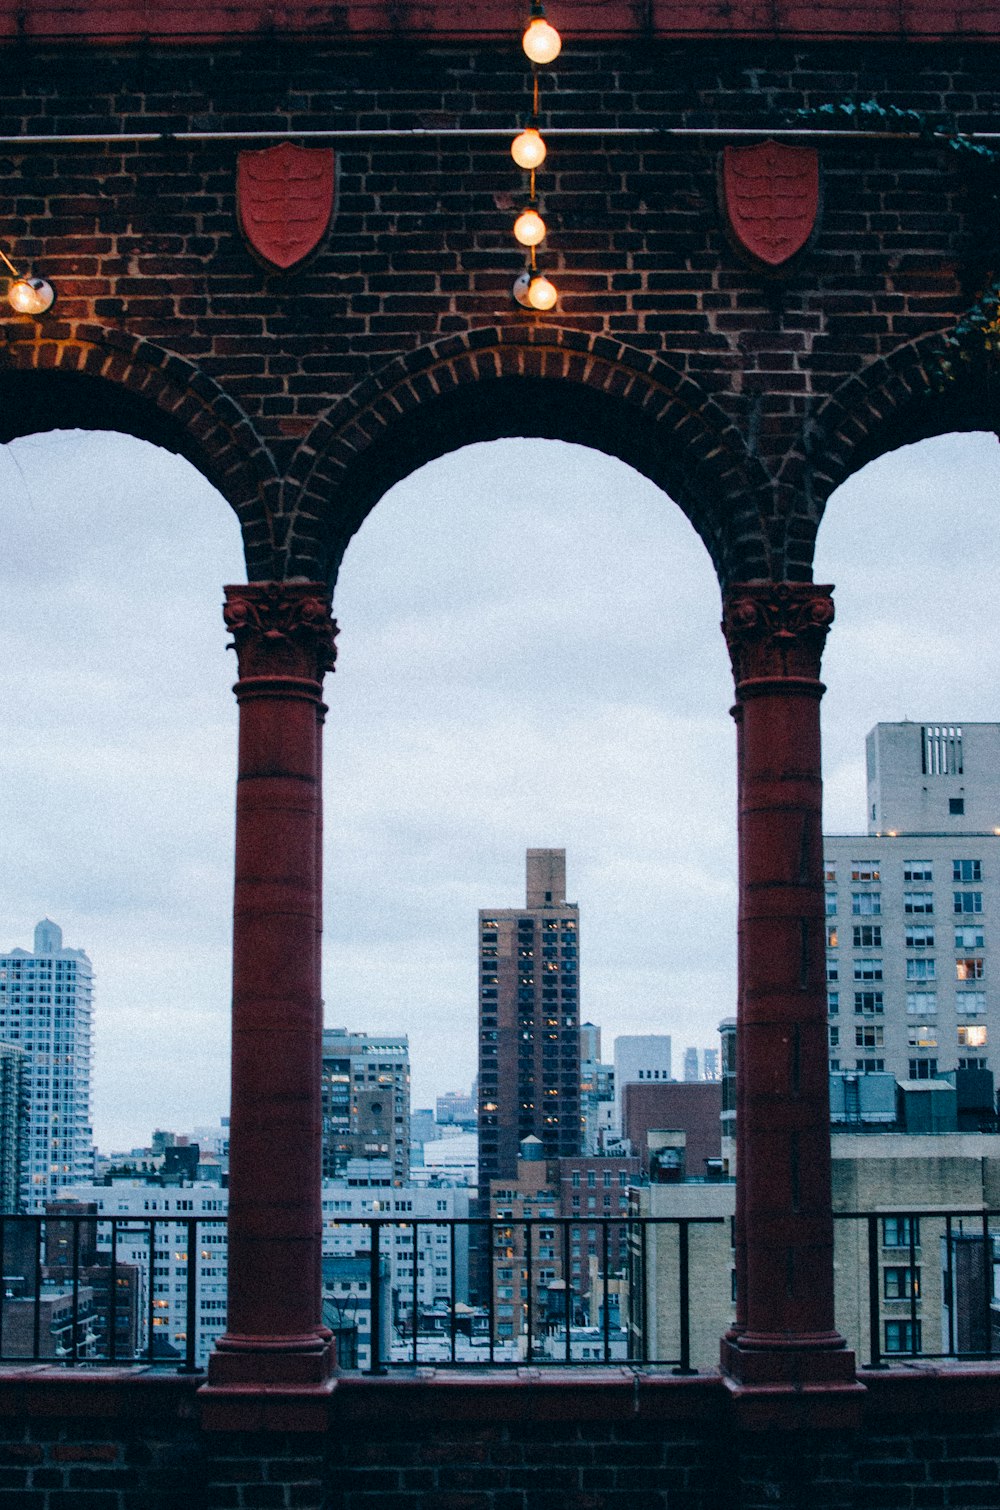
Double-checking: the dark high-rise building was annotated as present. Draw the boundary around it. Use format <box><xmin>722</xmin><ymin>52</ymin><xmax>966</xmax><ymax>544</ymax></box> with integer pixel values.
<box><xmin>478</xmin><ymin>849</ymin><xmax>582</xmax><ymax>1203</ymax></box>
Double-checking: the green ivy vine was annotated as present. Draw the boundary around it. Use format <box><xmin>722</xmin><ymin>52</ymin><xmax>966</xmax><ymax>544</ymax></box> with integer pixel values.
<box><xmin>789</xmin><ymin>99</ymin><xmax>1000</xmax><ymax>385</ymax></box>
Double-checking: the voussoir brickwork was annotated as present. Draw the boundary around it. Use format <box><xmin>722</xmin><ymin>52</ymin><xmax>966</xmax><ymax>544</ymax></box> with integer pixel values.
<box><xmin>0</xmin><ymin>22</ymin><xmax>997</xmax><ymax>591</ymax></box>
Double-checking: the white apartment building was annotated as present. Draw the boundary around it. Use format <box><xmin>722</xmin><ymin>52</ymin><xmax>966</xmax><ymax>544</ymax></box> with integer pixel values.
<box><xmin>824</xmin><ymin>723</ymin><xmax>1000</xmax><ymax>1083</ymax></box>
<box><xmin>322</xmin><ymin>1181</ymin><xmax>472</xmax><ymax>1317</ymax></box>
<box><xmin>59</xmin><ymin>1181</ymin><xmax>228</xmax><ymax>1367</ymax></box>
<box><xmin>0</xmin><ymin>921</ymin><xmax>93</xmax><ymax>1209</ymax></box>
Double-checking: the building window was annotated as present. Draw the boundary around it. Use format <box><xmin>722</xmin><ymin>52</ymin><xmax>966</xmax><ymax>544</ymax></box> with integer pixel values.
<box><xmin>883</xmin><ymin>1266</ymin><xmax>920</xmax><ymax>1300</ymax></box>
<box><xmin>956</xmin><ymin>958</ymin><xmax>984</xmax><ymax>981</ymax></box>
<box><xmin>854</xmin><ymin>991</ymin><xmax>884</xmax><ymax>1016</ymax></box>
<box><xmin>905</xmin><ymin>926</ymin><xmax>934</xmax><ymax>949</ymax></box>
<box><xmin>826</xmin><ymin>958</ymin><xmax>839</xmax><ymax>983</ymax></box>
<box><xmin>907</xmin><ymin>1026</ymin><xmax>937</xmax><ymax>1048</ymax></box>
<box><xmin>953</xmin><ymin>859</ymin><xmax>982</xmax><ymax>882</ymax></box>
<box><xmin>957</xmin><ymin>991</ymin><xmax>987</xmax><ymax>1015</ymax></box>
<box><xmin>825</xmin><ymin>891</ymin><xmax>837</xmax><ymax>917</ymax></box>
<box><xmin>884</xmin><ymin>1320</ymin><xmax>922</xmax><ymax>1355</ymax></box>
<box><xmin>855</xmin><ymin>1024</ymin><xmax>884</xmax><ymax>1048</ymax></box>
<box><xmin>903</xmin><ymin>892</ymin><xmax>934</xmax><ymax>915</ymax></box>
<box><xmin>958</xmin><ymin>1025</ymin><xmax>988</xmax><ymax>1048</ymax></box>
<box><xmin>856</xmin><ymin>1058</ymin><xmax>884</xmax><ymax>1072</ymax></box>
<box><xmin>955</xmin><ymin>925</ymin><xmax>985</xmax><ymax>950</ymax></box>
<box><xmin>853</xmin><ymin>959</ymin><xmax>882</xmax><ymax>982</ymax></box>
<box><xmin>827</xmin><ymin>992</ymin><xmax>839</xmax><ymax>1016</ymax></box>
<box><xmin>882</xmin><ymin>1217</ymin><xmax>919</xmax><ymax>1248</ymax></box>
<box><xmin>905</xmin><ymin>993</ymin><xmax>937</xmax><ymax>1016</ymax></box>
<box><xmin>903</xmin><ymin>862</ymin><xmax>933</xmax><ymax>882</ymax></box>
<box><xmin>908</xmin><ymin>1059</ymin><xmax>939</xmax><ymax>1080</ymax></box>
<box><xmin>949</xmin><ymin>798</ymin><xmax>965</xmax><ymax>815</ymax></box>
<box><xmin>853</xmin><ymin>925</ymin><xmax>882</xmax><ymax>948</ymax></box>
<box><xmin>829</xmin><ymin>1058</ymin><xmax>841</xmax><ymax>1071</ymax></box>
<box><xmin>923</xmin><ymin>725</ymin><xmax>962</xmax><ymax>776</ymax></box>
<box><xmin>954</xmin><ymin>891</ymin><xmax>983</xmax><ymax>915</ymax></box>
<box><xmin>905</xmin><ymin>959</ymin><xmax>936</xmax><ymax>981</ymax></box>
<box><xmin>827</xmin><ymin>925</ymin><xmax>838</xmax><ymax>949</ymax></box>
<box><xmin>852</xmin><ymin>893</ymin><xmax>881</xmax><ymax>916</ymax></box>
<box><xmin>851</xmin><ymin>861</ymin><xmax>881</xmax><ymax>882</ymax></box>
<box><xmin>829</xmin><ymin>1026</ymin><xmax>840</xmax><ymax>1047</ymax></box>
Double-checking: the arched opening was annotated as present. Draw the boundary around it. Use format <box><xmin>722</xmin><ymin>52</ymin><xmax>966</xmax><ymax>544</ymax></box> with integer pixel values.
<box><xmin>0</xmin><ymin>425</ymin><xmax>245</xmax><ymax>1157</ymax></box>
<box><xmin>324</xmin><ymin>435</ymin><xmax>736</xmax><ymax>1133</ymax></box>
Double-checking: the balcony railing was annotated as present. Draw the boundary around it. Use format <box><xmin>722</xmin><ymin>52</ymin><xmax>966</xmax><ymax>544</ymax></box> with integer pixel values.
<box><xmin>0</xmin><ymin>1209</ymin><xmax>996</xmax><ymax>1374</ymax></box>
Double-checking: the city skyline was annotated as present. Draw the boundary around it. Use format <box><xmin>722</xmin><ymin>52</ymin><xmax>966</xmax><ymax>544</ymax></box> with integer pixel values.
<box><xmin>0</xmin><ymin>426</ymin><xmax>998</xmax><ymax>1147</ymax></box>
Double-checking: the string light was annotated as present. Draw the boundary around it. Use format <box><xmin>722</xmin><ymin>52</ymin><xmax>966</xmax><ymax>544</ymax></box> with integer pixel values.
<box><xmin>522</xmin><ymin>0</ymin><xmax>561</xmax><ymax>64</ymax></box>
<box><xmin>0</xmin><ymin>248</ymin><xmax>55</xmax><ymax>315</ymax></box>
<box><xmin>510</xmin><ymin>6</ymin><xmax>560</xmax><ymax>311</ymax></box>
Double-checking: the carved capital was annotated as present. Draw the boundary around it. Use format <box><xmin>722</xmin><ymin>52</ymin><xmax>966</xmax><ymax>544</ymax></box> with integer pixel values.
<box><xmin>224</xmin><ymin>582</ymin><xmax>338</xmax><ymax>684</ymax></box>
<box><xmin>722</xmin><ymin>582</ymin><xmax>834</xmax><ymax>690</ymax></box>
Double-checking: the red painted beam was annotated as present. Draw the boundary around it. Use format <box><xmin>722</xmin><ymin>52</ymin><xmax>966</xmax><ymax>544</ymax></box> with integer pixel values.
<box><xmin>0</xmin><ymin>0</ymin><xmax>997</xmax><ymax>42</ymax></box>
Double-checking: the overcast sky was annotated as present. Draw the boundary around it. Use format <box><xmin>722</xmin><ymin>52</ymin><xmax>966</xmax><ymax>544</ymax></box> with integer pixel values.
<box><xmin>0</xmin><ymin>425</ymin><xmax>997</xmax><ymax>1150</ymax></box>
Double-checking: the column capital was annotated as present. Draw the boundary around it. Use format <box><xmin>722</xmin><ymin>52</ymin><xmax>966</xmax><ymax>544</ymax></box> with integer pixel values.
<box><xmin>224</xmin><ymin>582</ymin><xmax>337</xmax><ymax>685</ymax></box>
<box><xmin>722</xmin><ymin>582</ymin><xmax>834</xmax><ymax>693</ymax></box>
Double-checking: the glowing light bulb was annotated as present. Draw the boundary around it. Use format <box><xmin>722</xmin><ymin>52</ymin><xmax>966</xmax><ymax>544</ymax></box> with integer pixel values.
<box><xmin>526</xmin><ymin>274</ymin><xmax>557</xmax><ymax>310</ymax></box>
<box><xmin>522</xmin><ymin>14</ymin><xmax>561</xmax><ymax>64</ymax></box>
<box><xmin>7</xmin><ymin>276</ymin><xmax>55</xmax><ymax>315</ymax></box>
<box><xmin>511</xmin><ymin>127</ymin><xmax>547</xmax><ymax>170</ymax></box>
<box><xmin>513</xmin><ymin>208</ymin><xmax>546</xmax><ymax>247</ymax></box>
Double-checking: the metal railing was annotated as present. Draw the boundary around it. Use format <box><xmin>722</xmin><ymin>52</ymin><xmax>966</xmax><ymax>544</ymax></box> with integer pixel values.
<box><xmin>0</xmin><ymin>1208</ymin><xmax>996</xmax><ymax>1374</ymax></box>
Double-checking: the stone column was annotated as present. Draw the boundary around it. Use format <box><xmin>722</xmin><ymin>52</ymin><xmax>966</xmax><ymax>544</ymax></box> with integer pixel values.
<box><xmin>720</xmin><ymin>582</ymin><xmax>855</xmax><ymax>1390</ymax></box>
<box><xmin>208</xmin><ymin>582</ymin><xmax>337</xmax><ymax>1387</ymax></box>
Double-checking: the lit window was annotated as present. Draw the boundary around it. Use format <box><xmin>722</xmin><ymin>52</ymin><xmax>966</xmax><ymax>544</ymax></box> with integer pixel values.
<box><xmin>907</xmin><ymin>1025</ymin><xmax>937</xmax><ymax>1048</ymax></box>
<box><xmin>827</xmin><ymin>926</ymin><xmax>838</xmax><ymax>948</ymax></box>
<box><xmin>851</xmin><ymin>862</ymin><xmax>881</xmax><ymax>882</ymax></box>
<box><xmin>958</xmin><ymin>1024</ymin><xmax>988</xmax><ymax>1048</ymax></box>
<box><xmin>956</xmin><ymin>958</ymin><xmax>984</xmax><ymax>981</ymax></box>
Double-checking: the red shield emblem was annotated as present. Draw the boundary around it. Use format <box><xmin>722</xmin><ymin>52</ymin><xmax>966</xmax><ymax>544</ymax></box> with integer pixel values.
<box><xmin>721</xmin><ymin>142</ymin><xmax>819</xmax><ymax>268</ymax></box>
<box><xmin>237</xmin><ymin>143</ymin><xmax>336</xmax><ymax>271</ymax></box>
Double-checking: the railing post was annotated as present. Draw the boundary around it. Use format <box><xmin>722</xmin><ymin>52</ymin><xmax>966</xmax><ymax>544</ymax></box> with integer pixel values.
<box><xmin>982</xmin><ymin>1210</ymin><xmax>994</xmax><ymax>1359</ymax></box>
<box><xmin>865</xmin><ymin>1214</ymin><xmax>884</xmax><ymax>1369</ymax></box>
<box><xmin>369</xmin><ymin>1220</ymin><xmax>385</xmax><ymax>1375</ymax></box>
<box><xmin>181</xmin><ymin>1218</ymin><xmax>198</xmax><ymax>1374</ymax></box>
<box><xmin>673</xmin><ymin>1219</ymin><xmax>695</xmax><ymax>1375</ymax></box>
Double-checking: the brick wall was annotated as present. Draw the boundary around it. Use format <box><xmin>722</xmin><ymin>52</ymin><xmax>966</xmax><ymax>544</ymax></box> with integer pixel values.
<box><xmin>0</xmin><ymin>1368</ymin><xmax>1000</xmax><ymax>1509</ymax></box>
<box><xmin>0</xmin><ymin>34</ymin><xmax>997</xmax><ymax>586</ymax></box>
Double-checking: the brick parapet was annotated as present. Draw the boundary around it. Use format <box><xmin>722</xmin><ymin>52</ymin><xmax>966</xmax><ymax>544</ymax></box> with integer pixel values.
<box><xmin>0</xmin><ymin>34</ymin><xmax>997</xmax><ymax>583</ymax></box>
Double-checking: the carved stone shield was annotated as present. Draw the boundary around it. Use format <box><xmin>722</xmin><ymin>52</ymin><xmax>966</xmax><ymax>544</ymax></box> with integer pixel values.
<box><xmin>721</xmin><ymin>142</ymin><xmax>819</xmax><ymax>268</ymax></box>
<box><xmin>237</xmin><ymin>143</ymin><xmax>335</xmax><ymax>271</ymax></box>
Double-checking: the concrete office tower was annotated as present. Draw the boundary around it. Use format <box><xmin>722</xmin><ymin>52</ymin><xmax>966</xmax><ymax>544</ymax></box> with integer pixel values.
<box><xmin>320</xmin><ymin>1030</ymin><xmax>411</xmax><ymax>1185</ymax></box>
<box><xmin>825</xmin><ymin>722</ymin><xmax>1000</xmax><ymax>1085</ymax></box>
<box><xmin>683</xmin><ymin>1048</ymin><xmax>700</xmax><ymax>1082</ymax></box>
<box><xmin>0</xmin><ymin>921</ymin><xmax>93</xmax><ymax>1211</ymax></box>
<box><xmin>478</xmin><ymin>850</ymin><xmax>582</xmax><ymax>1201</ymax></box>
<box><xmin>612</xmin><ymin>1034</ymin><xmax>672</xmax><ymax>1133</ymax></box>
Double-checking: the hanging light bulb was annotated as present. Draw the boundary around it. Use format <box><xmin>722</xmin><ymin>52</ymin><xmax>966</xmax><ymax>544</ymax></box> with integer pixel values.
<box><xmin>7</xmin><ymin>276</ymin><xmax>55</xmax><ymax>315</ymax></box>
<box><xmin>522</xmin><ymin>6</ymin><xmax>561</xmax><ymax>65</ymax></box>
<box><xmin>511</xmin><ymin>127</ymin><xmax>547</xmax><ymax>171</ymax></box>
<box><xmin>526</xmin><ymin>273</ymin><xmax>557</xmax><ymax>310</ymax></box>
<box><xmin>512</xmin><ymin>270</ymin><xmax>557</xmax><ymax>311</ymax></box>
<box><xmin>513</xmin><ymin>207</ymin><xmax>546</xmax><ymax>247</ymax></box>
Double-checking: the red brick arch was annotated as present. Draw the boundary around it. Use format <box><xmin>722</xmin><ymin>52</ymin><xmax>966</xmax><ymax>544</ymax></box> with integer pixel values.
<box><xmin>777</xmin><ymin>335</ymin><xmax>1000</xmax><ymax>574</ymax></box>
<box><xmin>0</xmin><ymin>326</ymin><xmax>278</xmax><ymax>580</ymax></box>
<box><xmin>283</xmin><ymin>327</ymin><xmax>772</xmax><ymax>591</ymax></box>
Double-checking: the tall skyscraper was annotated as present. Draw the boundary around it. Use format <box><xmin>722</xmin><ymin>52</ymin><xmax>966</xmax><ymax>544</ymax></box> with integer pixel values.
<box><xmin>478</xmin><ymin>849</ymin><xmax>582</xmax><ymax>1201</ymax></box>
<box><xmin>0</xmin><ymin>920</ymin><xmax>93</xmax><ymax>1210</ymax></box>
<box><xmin>320</xmin><ymin>1029</ymin><xmax>411</xmax><ymax>1184</ymax></box>
<box><xmin>824</xmin><ymin>722</ymin><xmax>1000</xmax><ymax>1084</ymax></box>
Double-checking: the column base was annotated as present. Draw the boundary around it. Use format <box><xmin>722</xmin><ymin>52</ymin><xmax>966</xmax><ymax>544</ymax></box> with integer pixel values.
<box><xmin>721</xmin><ymin>1333</ymin><xmax>864</xmax><ymax>1430</ymax></box>
<box><xmin>207</xmin><ymin>1332</ymin><xmax>336</xmax><ymax>1387</ymax></box>
<box><xmin>721</xmin><ymin>1330</ymin><xmax>856</xmax><ymax>1386</ymax></box>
